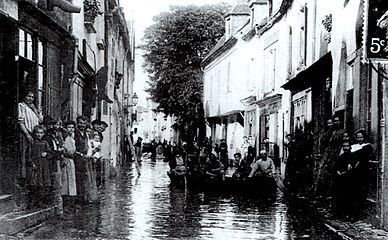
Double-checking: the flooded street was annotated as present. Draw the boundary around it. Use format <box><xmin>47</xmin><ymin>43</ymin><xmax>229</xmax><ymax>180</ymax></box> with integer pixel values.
<box><xmin>22</xmin><ymin>158</ymin><xmax>340</xmax><ymax>240</ymax></box>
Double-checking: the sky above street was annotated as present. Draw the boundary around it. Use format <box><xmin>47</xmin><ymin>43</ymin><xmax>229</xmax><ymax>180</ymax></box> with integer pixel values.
<box><xmin>121</xmin><ymin>0</ymin><xmax>235</xmax><ymax>43</ymax></box>
<box><xmin>120</xmin><ymin>0</ymin><xmax>235</xmax><ymax>107</ymax></box>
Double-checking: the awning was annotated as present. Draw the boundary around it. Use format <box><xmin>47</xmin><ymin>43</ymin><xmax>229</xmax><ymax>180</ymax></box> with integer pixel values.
<box><xmin>206</xmin><ymin>110</ymin><xmax>245</xmax><ymax>126</ymax></box>
<box><xmin>206</xmin><ymin>110</ymin><xmax>244</xmax><ymax>119</ymax></box>
<box><xmin>282</xmin><ymin>52</ymin><xmax>332</xmax><ymax>93</ymax></box>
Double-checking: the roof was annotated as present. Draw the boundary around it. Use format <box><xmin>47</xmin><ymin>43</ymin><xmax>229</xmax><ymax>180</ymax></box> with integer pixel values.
<box><xmin>201</xmin><ymin>36</ymin><xmax>238</xmax><ymax>67</ymax></box>
<box><xmin>206</xmin><ymin>35</ymin><xmax>226</xmax><ymax>59</ymax></box>
<box><xmin>225</xmin><ymin>4</ymin><xmax>250</xmax><ymax>17</ymax></box>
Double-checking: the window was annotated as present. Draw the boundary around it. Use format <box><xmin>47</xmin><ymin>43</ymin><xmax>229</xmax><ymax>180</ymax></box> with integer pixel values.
<box><xmin>259</xmin><ymin>114</ymin><xmax>270</xmax><ymax>151</ymax></box>
<box><xmin>37</xmin><ymin>39</ymin><xmax>46</xmax><ymax>113</ymax></box>
<box><xmin>225</xmin><ymin>17</ymin><xmax>231</xmax><ymax>38</ymax></box>
<box><xmin>110</xmin><ymin>58</ymin><xmax>115</xmax><ymax>82</ymax></box>
<box><xmin>103</xmin><ymin>100</ymin><xmax>108</xmax><ymax>115</ymax></box>
<box><xmin>246</xmin><ymin>110</ymin><xmax>256</xmax><ymax>136</ymax></box>
<box><xmin>73</xmin><ymin>80</ymin><xmax>83</xmax><ymax>116</ymax></box>
<box><xmin>292</xmin><ymin>96</ymin><xmax>307</xmax><ymax>130</ymax></box>
<box><xmin>18</xmin><ymin>29</ymin><xmax>47</xmax><ymax>113</ymax></box>
<box><xmin>19</xmin><ymin>29</ymin><xmax>33</xmax><ymax>61</ymax></box>
<box><xmin>298</xmin><ymin>5</ymin><xmax>308</xmax><ymax>66</ymax></box>
<box><xmin>264</xmin><ymin>48</ymin><xmax>276</xmax><ymax>93</ymax></box>
<box><xmin>288</xmin><ymin>26</ymin><xmax>293</xmax><ymax>76</ymax></box>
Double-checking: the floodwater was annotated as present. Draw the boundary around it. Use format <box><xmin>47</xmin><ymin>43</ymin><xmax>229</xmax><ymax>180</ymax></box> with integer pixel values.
<box><xmin>22</xmin><ymin>157</ymin><xmax>340</xmax><ymax>240</ymax></box>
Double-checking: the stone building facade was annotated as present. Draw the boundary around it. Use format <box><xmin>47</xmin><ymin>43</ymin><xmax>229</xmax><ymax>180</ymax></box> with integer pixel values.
<box><xmin>0</xmin><ymin>0</ymin><xmax>135</xmax><ymax>216</ymax></box>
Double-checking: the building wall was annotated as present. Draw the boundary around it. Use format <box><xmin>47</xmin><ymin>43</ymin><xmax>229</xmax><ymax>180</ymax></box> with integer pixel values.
<box><xmin>72</xmin><ymin>0</ymin><xmax>104</xmax><ymax>120</ymax></box>
<box><xmin>0</xmin><ymin>0</ymin><xmax>78</xmax><ymax>193</ymax></box>
<box><xmin>0</xmin><ymin>8</ymin><xmax>19</xmax><ymax>194</ymax></box>
<box><xmin>204</xmin><ymin>48</ymin><xmax>247</xmax><ymax>117</ymax></box>
<box><xmin>71</xmin><ymin>0</ymin><xmax>135</xmax><ymax>170</ymax></box>
<box><xmin>329</xmin><ymin>0</ymin><xmax>381</xmax><ymax>220</ymax></box>
<box><xmin>203</xmin><ymin>40</ymin><xmax>249</xmax><ymax>156</ymax></box>
<box><xmin>246</xmin><ymin>2</ymin><xmax>292</xmax><ymax>163</ymax></box>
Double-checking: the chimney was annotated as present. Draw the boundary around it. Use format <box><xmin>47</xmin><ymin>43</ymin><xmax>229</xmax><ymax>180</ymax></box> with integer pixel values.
<box><xmin>248</xmin><ymin>0</ymin><xmax>270</xmax><ymax>27</ymax></box>
<box><xmin>225</xmin><ymin>3</ymin><xmax>250</xmax><ymax>40</ymax></box>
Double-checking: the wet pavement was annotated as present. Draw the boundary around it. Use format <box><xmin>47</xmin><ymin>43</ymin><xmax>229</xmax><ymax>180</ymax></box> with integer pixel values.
<box><xmin>20</xmin><ymin>157</ymin><xmax>342</xmax><ymax>240</ymax></box>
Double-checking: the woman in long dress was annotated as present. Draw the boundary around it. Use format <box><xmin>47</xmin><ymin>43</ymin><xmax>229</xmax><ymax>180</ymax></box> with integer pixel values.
<box><xmin>61</xmin><ymin>121</ymin><xmax>77</xmax><ymax>199</ymax></box>
<box><xmin>348</xmin><ymin>129</ymin><xmax>374</xmax><ymax>221</ymax></box>
<box><xmin>18</xmin><ymin>91</ymin><xmax>43</xmax><ymax>180</ymax></box>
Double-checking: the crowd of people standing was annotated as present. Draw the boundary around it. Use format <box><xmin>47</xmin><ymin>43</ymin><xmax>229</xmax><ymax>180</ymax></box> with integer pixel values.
<box><xmin>284</xmin><ymin>116</ymin><xmax>374</xmax><ymax>222</ymax></box>
<box><xmin>18</xmin><ymin>90</ymin><xmax>108</xmax><ymax>212</ymax></box>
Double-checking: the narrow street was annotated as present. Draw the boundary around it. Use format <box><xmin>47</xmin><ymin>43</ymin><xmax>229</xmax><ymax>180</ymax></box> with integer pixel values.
<box><xmin>20</xmin><ymin>157</ymin><xmax>341</xmax><ymax>240</ymax></box>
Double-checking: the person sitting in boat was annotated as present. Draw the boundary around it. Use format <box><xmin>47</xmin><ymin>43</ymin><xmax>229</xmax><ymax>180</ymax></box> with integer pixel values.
<box><xmin>204</xmin><ymin>152</ymin><xmax>225</xmax><ymax>181</ymax></box>
<box><xmin>248</xmin><ymin>150</ymin><xmax>276</xmax><ymax>180</ymax></box>
<box><xmin>232</xmin><ymin>152</ymin><xmax>248</xmax><ymax>181</ymax></box>
<box><xmin>167</xmin><ymin>148</ymin><xmax>187</xmax><ymax>180</ymax></box>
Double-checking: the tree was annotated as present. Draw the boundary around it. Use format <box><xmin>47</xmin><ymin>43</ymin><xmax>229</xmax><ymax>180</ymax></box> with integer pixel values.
<box><xmin>140</xmin><ymin>4</ymin><xmax>229</xmax><ymax>141</ymax></box>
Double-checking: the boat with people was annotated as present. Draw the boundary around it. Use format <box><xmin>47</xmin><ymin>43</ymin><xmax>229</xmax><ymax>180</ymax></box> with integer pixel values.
<box><xmin>185</xmin><ymin>172</ymin><xmax>278</xmax><ymax>197</ymax></box>
<box><xmin>165</xmin><ymin>140</ymin><xmax>281</xmax><ymax>198</ymax></box>
<box><xmin>168</xmin><ymin>154</ymin><xmax>278</xmax><ymax>198</ymax></box>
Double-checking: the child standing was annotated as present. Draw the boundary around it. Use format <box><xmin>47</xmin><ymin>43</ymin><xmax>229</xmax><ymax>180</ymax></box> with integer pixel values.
<box><xmin>27</xmin><ymin>125</ymin><xmax>52</xmax><ymax>208</ymax></box>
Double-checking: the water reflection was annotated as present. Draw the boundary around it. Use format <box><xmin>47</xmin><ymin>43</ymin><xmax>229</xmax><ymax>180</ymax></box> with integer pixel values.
<box><xmin>24</xmin><ymin>159</ymin><xmax>339</xmax><ymax>240</ymax></box>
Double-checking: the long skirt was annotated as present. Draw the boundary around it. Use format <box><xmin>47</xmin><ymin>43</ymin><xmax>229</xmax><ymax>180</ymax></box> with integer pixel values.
<box><xmin>60</xmin><ymin>157</ymin><xmax>77</xmax><ymax>196</ymax></box>
<box><xmin>20</xmin><ymin>134</ymin><xmax>31</xmax><ymax>179</ymax></box>
<box><xmin>74</xmin><ymin>156</ymin><xmax>98</xmax><ymax>203</ymax></box>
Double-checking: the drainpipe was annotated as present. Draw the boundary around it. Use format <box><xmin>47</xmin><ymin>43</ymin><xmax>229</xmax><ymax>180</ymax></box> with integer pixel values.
<box><xmin>123</xmin><ymin>48</ymin><xmax>129</xmax><ymax>127</ymax></box>
<box><xmin>312</xmin><ymin>0</ymin><xmax>317</xmax><ymax>61</ymax></box>
<box><xmin>69</xmin><ymin>37</ymin><xmax>79</xmax><ymax>120</ymax></box>
<box><xmin>100</xmin><ymin>0</ymin><xmax>110</xmax><ymax>120</ymax></box>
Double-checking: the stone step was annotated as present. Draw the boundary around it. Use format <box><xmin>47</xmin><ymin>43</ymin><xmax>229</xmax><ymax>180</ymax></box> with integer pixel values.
<box><xmin>0</xmin><ymin>195</ymin><xmax>15</xmax><ymax>215</ymax></box>
<box><xmin>0</xmin><ymin>206</ymin><xmax>57</xmax><ymax>235</ymax></box>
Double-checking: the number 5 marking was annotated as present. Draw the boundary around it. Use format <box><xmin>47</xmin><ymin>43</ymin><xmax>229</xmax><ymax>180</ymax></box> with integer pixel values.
<box><xmin>371</xmin><ymin>38</ymin><xmax>381</xmax><ymax>54</ymax></box>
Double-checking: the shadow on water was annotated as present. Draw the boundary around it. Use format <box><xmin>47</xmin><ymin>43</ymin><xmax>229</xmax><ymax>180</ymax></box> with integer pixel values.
<box><xmin>23</xmin><ymin>159</ymin><xmax>341</xmax><ymax>240</ymax></box>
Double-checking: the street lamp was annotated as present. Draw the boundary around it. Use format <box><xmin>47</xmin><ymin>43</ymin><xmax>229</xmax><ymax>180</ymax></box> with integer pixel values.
<box><xmin>132</xmin><ymin>92</ymin><xmax>138</xmax><ymax>107</ymax></box>
<box><xmin>124</xmin><ymin>92</ymin><xmax>139</xmax><ymax>108</ymax></box>
<box><xmin>123</xmin><ymin>93</ymin><xmax>139</xmax><ymax>122</ymax></box>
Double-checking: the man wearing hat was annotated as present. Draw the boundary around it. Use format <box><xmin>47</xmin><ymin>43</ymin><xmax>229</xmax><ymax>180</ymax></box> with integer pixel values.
<box><xmin>248</xmin><ymin>150</ymin><xmax>276</xmax><ymax>179</ymax></box>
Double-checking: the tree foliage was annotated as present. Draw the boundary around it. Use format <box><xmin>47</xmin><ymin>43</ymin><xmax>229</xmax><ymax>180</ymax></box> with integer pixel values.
<box><xmin>140</xmin><ymin>3</ymin><xmax>229</xmax><ymax>141</ymax></box>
